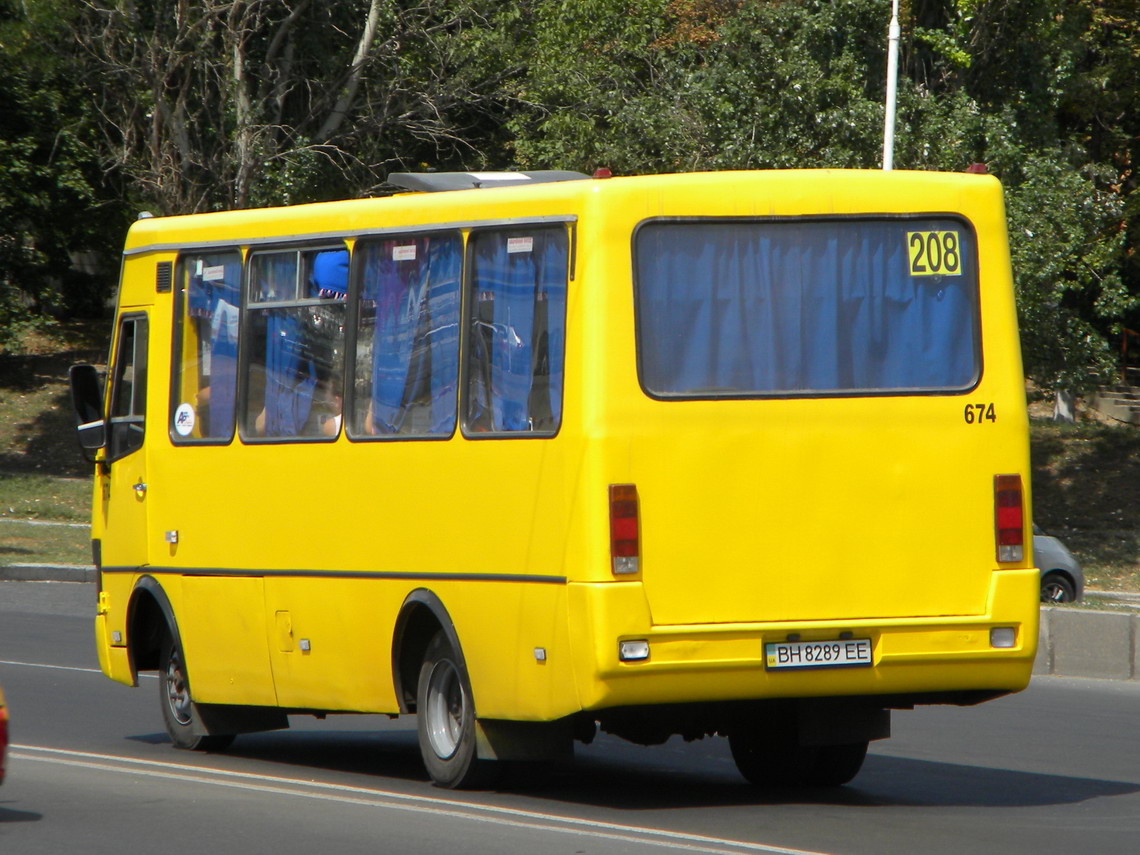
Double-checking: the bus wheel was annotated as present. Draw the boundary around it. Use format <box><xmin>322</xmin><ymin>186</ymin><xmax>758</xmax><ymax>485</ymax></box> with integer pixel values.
<box><xmin>728</xmin><ymin>730</ymin><xmax>867</xmax><ymax>788</ymax></box>
<box><xmin>159</xmin><ymin>634</ymin><xmax>235</xmax><ymax>752</ymax></box>
<box><xmin>804</xmin><ymin>742</ymin><xmax>868</xmax><ymax>787</ymax></box>
<box><xmin>416</xmin><ymin>631</ymin><xmax>497</xmax><ymax>789</ymax></box>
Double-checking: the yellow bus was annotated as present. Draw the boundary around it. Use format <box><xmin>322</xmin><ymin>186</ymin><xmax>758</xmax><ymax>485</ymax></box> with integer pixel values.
<box><xmin>70</xmin><ymin>168</ymin><xmax>1038</xmax><ymax>789</ymax></box>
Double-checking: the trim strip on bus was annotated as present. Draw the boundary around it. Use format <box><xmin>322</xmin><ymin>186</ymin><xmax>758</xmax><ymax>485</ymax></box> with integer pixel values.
<box><xmin>100</xmin><ymin>566</ymin><xmax>568</xmax><ymax>585</ymax></box>
<box><xmin>122</xmin><ymin>215</ymin><xmax>579</xmax><ymax>257</ymax></box>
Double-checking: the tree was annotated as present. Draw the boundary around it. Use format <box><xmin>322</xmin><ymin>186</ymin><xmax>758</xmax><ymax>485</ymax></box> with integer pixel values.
<box><xmin>0</xmin><ymin>0</ymin><xmax>120</xmax><ymax>346</ymax></box>
<box><xmin>71</xmin><ymin>0</ymin><xmax>519</xmax><ymax>214</ymax></box>
<box><xmin>916</xmin><ymin>0</ymin><xmax>1138</xmax><ymax>392</ymax></box>
<box><xmin>506</xmin><ymin>0</ymin><xmax>1140</xmax><ymax>392</ymax></box>
<box><xmin>2</xmin><ymin>0</ymin><xmax>1138</xmax><ymax>393</ymax></box>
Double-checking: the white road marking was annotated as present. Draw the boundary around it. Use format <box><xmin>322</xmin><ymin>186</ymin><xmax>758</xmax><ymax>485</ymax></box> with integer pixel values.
<box><xmin>0</xmin><ymin>659</ymin><xmax>103</xmax><ymax>675</ymax></box>
<box><xmin>0</xmin><ymin>659</ymin><xmax>156</xmax><ymax>678</ymax></box>
<box><xmin>0</xmin><ymin>518</ymin><xmax>88</xmax><ymax>528</ymax></box>
<box><xmin>12</xmin><ymin>744</ymin><xmax>836</xmax><ymax>855</ymax></box>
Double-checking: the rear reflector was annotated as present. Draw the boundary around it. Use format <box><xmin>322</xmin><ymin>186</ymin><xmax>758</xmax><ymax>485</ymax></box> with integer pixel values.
<box><xmin>994</xmin><ymin>474</ymin><xmax>1025</xmax><ymax>563</ymax></box>
<box><xmin>619</xmin><ymin>639</ymin><xmax>650</xmax><ymax>661</ymax></box>
<box><xmin>609</xmin><ymin>484</ymin><xmax>640</xmax><ymax>575</ymax></box>
<box><xmin>990</xmin><ymin>627</ymin><xmax>1017</xmax><ymax>648</ymax></box>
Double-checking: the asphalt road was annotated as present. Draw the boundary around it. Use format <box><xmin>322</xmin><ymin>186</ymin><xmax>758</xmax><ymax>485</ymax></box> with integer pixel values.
<box><xmin>1</xmin><ymin>581</ymin><xmax>1138</xmax><ymax>855</ymax></box>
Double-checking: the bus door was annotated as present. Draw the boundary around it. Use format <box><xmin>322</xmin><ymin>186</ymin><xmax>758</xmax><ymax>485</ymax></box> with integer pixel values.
<box><xmin>100</xmin><ymin>312</ymin><xmax>151</xmax><ymax>570</ymax></box>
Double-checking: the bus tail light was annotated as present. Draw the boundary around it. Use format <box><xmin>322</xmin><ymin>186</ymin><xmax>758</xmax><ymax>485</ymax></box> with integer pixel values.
<box><xmin>994</xmin><ymin>474</ymin><xmax>1025</xmax><ymax>563</ymax></box>
<box><xmin>609</xmin><ymin>484</ymin><xmax>640</xmax><ymax>575</ymax></box>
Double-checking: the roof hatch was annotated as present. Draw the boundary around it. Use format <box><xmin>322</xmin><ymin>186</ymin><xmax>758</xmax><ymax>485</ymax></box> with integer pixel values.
<box><xmin>387</xmin><ymin>171</ymin><xmax>589</xmax><ymax>193</ymax></box>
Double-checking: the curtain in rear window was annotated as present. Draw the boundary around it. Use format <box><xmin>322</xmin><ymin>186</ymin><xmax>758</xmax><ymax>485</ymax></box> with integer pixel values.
<box><xmin>634</xmin><ymin>219</ymin><xmax>979</xmax><ymax>397</ymax></box>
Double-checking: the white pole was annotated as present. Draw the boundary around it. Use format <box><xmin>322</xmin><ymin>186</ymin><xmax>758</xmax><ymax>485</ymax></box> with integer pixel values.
<box><xmin>882</xmin><ymin>0</ymin><xmax>900</xmax><ymax>171</ymax></box>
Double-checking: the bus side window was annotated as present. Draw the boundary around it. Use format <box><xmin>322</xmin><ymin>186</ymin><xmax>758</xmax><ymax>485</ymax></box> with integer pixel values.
<box><xmin>107</xmin><ymin>314</ymin><xmax>148</xmax><ymax>462</ymax></box>
<box><xmin>243</xmin><ymin>247</ymin><xmax>348</xmax><ymax>440</ymax></box>
<box><xmin>171</xmin><ymin>251</ymin><xmax>241</xmax><ymax>442</ymax></box>
<box><xmin>350</xmin><ymin>233</ymin><xmax>461</xmax><ymax>438</ymax></box>
<box><xmin>464</xmin><ymin>228</ymin><xmax>568</xmax><ymax>435</ymax></box>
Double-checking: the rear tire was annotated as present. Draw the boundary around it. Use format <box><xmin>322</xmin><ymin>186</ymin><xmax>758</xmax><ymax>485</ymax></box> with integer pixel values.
<box><xmin>416</xmin><ymin>631</ymin><xmax>497</xmax><ymax>789</ymax></box>
<box><xmin>729</xmin><ymin>728</ymin><xmax>867</xmax><ymax>787</ymax></box>
<box><xmin>159</xmin><ymin>633</ymin><xmax>235</xmax><ymax>752</ymax></box>
<box><xmin>801</xmin><ymin>741</ymin><xmax>868</xmax><ymax>787</ymax></box>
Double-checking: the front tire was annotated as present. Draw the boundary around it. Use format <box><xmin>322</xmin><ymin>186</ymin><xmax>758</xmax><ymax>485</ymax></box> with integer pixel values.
<box><xmin>416</xmin><ymin>631</ymin><xmax>497</xmax><ymax>789</ymax></box>
<box><xmin>159</xmin><ymin>634</ymin><xmax>234</xmax><ymax>752</ymax></box>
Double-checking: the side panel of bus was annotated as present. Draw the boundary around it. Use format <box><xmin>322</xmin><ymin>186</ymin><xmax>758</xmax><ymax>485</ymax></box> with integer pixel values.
<box><xmin>101</xmin><ymin>214</ymin><xmax>589</xmax><ymax>722</ymax></box>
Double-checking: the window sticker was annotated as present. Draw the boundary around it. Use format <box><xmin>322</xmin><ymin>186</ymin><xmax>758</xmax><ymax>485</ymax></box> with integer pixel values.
<box><xmin>202</xmin><ymin>265</ymin><xmax>226</xmax><ymax>282</ymax></box>
<box><xmin>907</xmin><ymin>231</ymin><xmax>962</xmax><ymax>277</ymax></box>
<box><xmin>393</xmin><ymin>245</ymin><xmax>417</xmax><ymax>262</ymax></box>
<box><xmin>507</xmin><ymin>236</ymin><xmax>534</xmax><ymax>254</ymax></box>
<box><xmin>174</xmin><ymin>402</ymin><xmax>196</xmax><ymax>436</ymax></box>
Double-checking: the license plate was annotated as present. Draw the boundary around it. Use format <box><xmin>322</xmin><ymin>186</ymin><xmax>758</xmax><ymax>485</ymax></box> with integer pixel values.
<box><xmin>765</xmin><ymin>638</ymin><xmax>873</xmax><ymax>670</ymax></box>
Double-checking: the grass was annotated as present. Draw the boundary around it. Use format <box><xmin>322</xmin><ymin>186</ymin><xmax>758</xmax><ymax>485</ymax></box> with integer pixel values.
<box><xmin>1029</xmin><ymin>417</ymin><xmax>1140</xmax><ymax>592</ymax></box>
<box><xmin>0</xmin><ymin>321</ymin><xmax>105</xmax><ymax>567</ymax></box>
<box><xmin>0</xmin><ymin>518</ymin><xmax>90</xmax><ymax>566</ymax></box>
<box><xmin>1</xmin><ymin>322</ymin><xmax>1138</xmax><ymax>588</ymax></box>
<box><xmin>0</xmin><ymin>474</ymin><xmax>92</xmax><ymax>522</ymax></box>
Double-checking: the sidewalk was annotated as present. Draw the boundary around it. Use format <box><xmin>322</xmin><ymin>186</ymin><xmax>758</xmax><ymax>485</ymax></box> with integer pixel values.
<box><xmin>4</xmin><ymin>563</ymin><xmax>1137</xmax><ymax>682</ymax></box>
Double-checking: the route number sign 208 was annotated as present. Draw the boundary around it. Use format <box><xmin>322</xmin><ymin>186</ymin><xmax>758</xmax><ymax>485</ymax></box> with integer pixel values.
<box><xmin>907</xmin><ymin>231</ymin><xmax>962</xmax><ymax>276</ymax></box>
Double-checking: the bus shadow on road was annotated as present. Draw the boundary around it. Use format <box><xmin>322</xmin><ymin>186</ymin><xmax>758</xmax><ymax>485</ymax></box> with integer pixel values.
<box><xmin>0</xmin><ymin>805</ymin><xmax>43</xmax><ymax>824</ymax></box>
<box><xmin>523</xmin><ymin>749</ymin><xmax>1140</xmax><ymax>811</ymax></box>
<box><xmin>847</xmin><ymin>753</ymin><xmax>1140</xmax><ymax>809</ymax></box>
<box><xmin>124</xmin><ymin>727</ymin><xmax>1139</xmax><ymax>812</ymax></box>
<box><xmin>128</xmin><ymin>723</ymin><xmax>432</xmax><ymax>784</ymax></box>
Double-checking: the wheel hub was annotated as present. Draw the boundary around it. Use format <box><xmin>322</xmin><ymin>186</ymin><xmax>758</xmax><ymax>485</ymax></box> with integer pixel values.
<box><xmin>424</xmin><ymin>658</ymin><xmax>464</xmax><ymax>760</ymax></box>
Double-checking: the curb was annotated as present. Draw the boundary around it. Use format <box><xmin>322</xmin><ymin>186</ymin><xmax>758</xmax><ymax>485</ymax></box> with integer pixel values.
<box><xmin>4</xmin><ymin>566</ymin><xmax>1138</xmax><ymax>682</ymax></box>
<box><xmin>1036</xmin><ymin>606</ymin><xmax>1139</xmax><ymax>681</ymax></box>
<box><xmin>0</xmin><ymin>564</ymin><xmax>96</xmax><ymax>583</ymax></box>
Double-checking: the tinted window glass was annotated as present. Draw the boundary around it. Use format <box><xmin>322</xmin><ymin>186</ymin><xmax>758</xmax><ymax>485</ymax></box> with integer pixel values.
<box><xmin>108</xmin><ymin>315</ymin><xmax>147</xmax><ymax>461</ymax></box>
<box><xmin>244</xmin><ymin>247</ymin><xmax>347</xmax><ymax>439</ymax></box>
<box><xmin>171</xmin><ymin>251</ymin><xmax>241</xmax><ymax>441</ymax></box>
<box><xmin>464</xmin><ymin>228</ymin><xmax>568</xmax><ymax>434</ymax></box>
<box><xmin>635</xmin><ymin>219</ymin><xmax>979</xmax><ymax>397</ymax></box>
<box><xmin>349</xmin><ymin>233</ymin><xmax>461</xmax><ymax>438</ymax></box>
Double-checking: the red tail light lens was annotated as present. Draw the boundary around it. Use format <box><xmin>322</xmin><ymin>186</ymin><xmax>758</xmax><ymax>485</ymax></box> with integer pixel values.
<box><xmin>609</xmin><ymin>484</ymin><xmax>640</xmax><ymax>575</ymax></box>
<box><xmin>994</xmin><ymin>474</ymin><xmax>1025</xmax><ymax>563</ymax></box>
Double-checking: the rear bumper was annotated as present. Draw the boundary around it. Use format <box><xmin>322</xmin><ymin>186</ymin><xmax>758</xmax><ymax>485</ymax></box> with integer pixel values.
<box><xmin>567</xmin><ymin>568</ymin><xmax>1039</xmax><ymax>711</ymax></box>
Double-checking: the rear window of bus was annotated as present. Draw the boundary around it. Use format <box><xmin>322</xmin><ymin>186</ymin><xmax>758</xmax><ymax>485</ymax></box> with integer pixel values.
<box><xmin>633</xmin><ymin>217</ymin><xmax>980</xmax><ymax>398</ymax></box>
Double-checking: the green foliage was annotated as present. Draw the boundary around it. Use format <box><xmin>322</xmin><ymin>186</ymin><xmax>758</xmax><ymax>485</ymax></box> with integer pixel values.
<box><xmin>0</xmin><ymin>0</ymin><xmax>123</xmax><ymax>343</ymax></box>
<box><xmin>0</xmin><ymin>0</ymin><xmax>1137</xmax><ymax>391</ymax></box>
<box><xmin>1001</xmin><ymin>146</ymin><xmax>1129</xmax><ymax>391</ymax></box>
<box><xmin>505</xmin><ymin>0</ymin><xmax>1140</xmax><ymax>392</ymax></box>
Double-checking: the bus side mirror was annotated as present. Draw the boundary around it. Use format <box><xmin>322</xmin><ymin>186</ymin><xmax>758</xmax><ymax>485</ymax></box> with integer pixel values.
<box><xmin>69</xmin><ymin>363</ymin><xmax>106</xmax><ymax>457</ymax></box>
